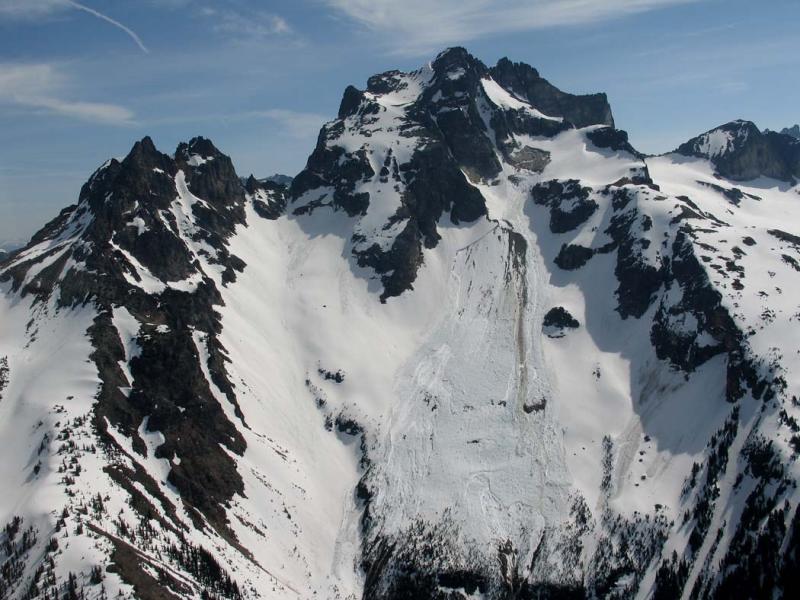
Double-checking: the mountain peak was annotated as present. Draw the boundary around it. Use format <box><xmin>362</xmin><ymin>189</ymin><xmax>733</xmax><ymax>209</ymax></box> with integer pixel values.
<box><xmin>338</xmin><ymin>84</ymin><xmax>364</xmax><ymax>119</ymax></box>
<box><xmin>431</xmin><ymin>46</ymin><xmax>487</xmax><ymax>75</ymax></box>
<box><xmin>75</xmin><ymin>136</ymin><xmax>176</xmax><ymax>211</ymax></box>
<box><xmin>291</xmin><ymin>47</ymin><xmax>633</xmax><ymax>301</ymax></box>
<box><xmin>175</xmin><ymin>135</ymin><xmax>224</xmax><ymax>165</ymax></box>
<box><xmin>677</xmin><ymin>120</ymin><xmax>757</xmax><ymax>158</ymax></box>
<box><xmin>489</xmin><ymin>56</ymin><xmax>614</xmax><ymax>128</ymax></box>
<box><xmin>134</xmin><ymin>134</ymin><xmax>157</xmax><ymax>153</ymax></box>
<box><xmin>495</xmin><ymin>56</ymin><xmax>540</xmax><ymax>78</ymax></box>
<box><xmin>429</xmin><ymin>47</ymin><xmax>492</xmax><ymax>98</ymax></box>
<box><xmin>124</xmin><ymin>135</ymin><xmax>171</xmax><ymax>166</ymax></box>
<box><xmin>676</xmin><ymin>119</ymin><xmax>800</xmax><ymax>181</ymax></box>
<box><xmin>343</xmin><ymin>47</ymin><xmax>613</xmax><ymax>130</ymax></box>
<box><xmin>782</xmin><ymin>124</ymin><xmax>800</xmax><ymax>139</ymax></box>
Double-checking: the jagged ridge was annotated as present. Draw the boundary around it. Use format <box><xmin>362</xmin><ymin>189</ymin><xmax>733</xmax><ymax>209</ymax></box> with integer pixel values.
<box><xmin>1</xmin><ymin>47</ymin><xmax>800</xmax><ymax>600</ymax></box>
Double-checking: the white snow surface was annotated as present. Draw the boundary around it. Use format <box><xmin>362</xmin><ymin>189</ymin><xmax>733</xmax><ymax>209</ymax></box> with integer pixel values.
<box><xmin>697</xmin><ymin>128</ymin><xmax>735</xmax><ymax>157</ymax></box>
<box><xmin>186</xmin><ymin>153</ymin><xmax>213</xmax><ymax>167</ymax></box>
<box><xmin>210</xmin><ymin>132</ymin><xmax>799</xmax><ymax>594</ymax></box>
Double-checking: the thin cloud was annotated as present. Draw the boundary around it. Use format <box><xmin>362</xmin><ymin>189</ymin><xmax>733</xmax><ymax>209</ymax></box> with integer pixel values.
<box><xmin>141</xmin><ymin>108</ymin><xmax>327</xmax><ymax>139</ymax></box>
<box><xmin>0</xmin><ymin>0</ymin><xmax>63</xmax><ymax>17</ymax></box>
<box><xmin>0</xmin><ymin>0</ymin><xmax>148</xmax><ymax>53</ymax></box>
<box><xmin>622</xmin><ymin>35</ymin><xmax>800</xmax><ymax>92</ymax></box>
<box><xmin>0</xmin><ymin>63</ymin><xmax>135</xmax><ymax>125</ymax></box>
<box><xmin>249</xmin><ymin>109</ymin><xmax>328</xmax><ymax>138</ymax></box>
<box><xmin>200</xmin><ymin>7</ymin><xmax>292</xmax><ymax>39</ymax></box>
<box><xmin>325</xmin><ymin>0</ymin><xmax>702</xmax><ymax>55</ymax></box>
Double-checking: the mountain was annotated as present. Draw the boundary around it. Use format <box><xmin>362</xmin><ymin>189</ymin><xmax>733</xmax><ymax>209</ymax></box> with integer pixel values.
<box><xmin>675</xmin><ymin>119</ymin><xmax>800</xmax><ymax>182</ymax></box>
<box><xmin>2</xmin><ymin>47</ymin><xmax>800</xmax><ymax>600</ymax></box>
<box><xmin>265</xmin><ymin>174</ymin><xmax>293</xmax><ymax>187</ymax></box>
<box><xmin>240</xmin><ymin>174</ymin><xmax>293</xmax><ymax>189</ymax></box>
<box><xmin>0</xmin><ymin>239</ymin><xmax>25</xmax><ymax>263</ymax></box>
<box><xmin>782</xmin><ymin>124</ymin><xmax>800</xmax><ymax>139</ymax></box>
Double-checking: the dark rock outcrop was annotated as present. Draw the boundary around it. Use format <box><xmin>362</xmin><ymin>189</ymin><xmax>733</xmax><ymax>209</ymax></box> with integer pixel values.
<box><xmin>358</xmin><ymin>141</ymin><xmax>487</xmax><ymax>301</ymax></box>
<box><xmin>587</xmin><ymin>126</ymin><xmax>641</xmax><ymax>157</ymax></box>
<box><xmin>543</xmin><ymin>307</ymin><xmax>580</xmax><ymax>338</ymax></box>
<box><xmin>696</xmin><ymin>181</ymin><xmax>760</xmax><ymax>206</ymax></box>
<box><xmin>424</xmin><ymin>48</ymin><xmax>503</xmax><ymax>181</ymax></box>
<box><xmin>531</xmin><ymin>179</ymin><xmax>597</xmax><ymax>234</ymax></box>
<box><xmin>339</xmin><ymin>84</ymin><xmax>366</xmax><ymax>119</ymax></box>
<box><xmin>490</xmin><ymin>57</ymin><xmax>614</xmax><ymax>128</ymax></box>
<box><xmin>245</xmin><ymin>175</ymin><xmax>288</xmax><ymax>220</ymax></box>
<box><xmin>650</xmin><ymin>231</ymin><xmax>739</xmax><ymax>376</ymax></box>
<box><xmin>555</xmin><ymin>243</ymin><xmax>595</xmax><ymax>270</ymax></box>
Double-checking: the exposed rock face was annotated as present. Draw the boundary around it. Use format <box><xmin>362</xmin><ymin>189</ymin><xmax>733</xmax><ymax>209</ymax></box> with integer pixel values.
<box><xmin>531</xmin><ymin>179</ymin><xmax>597</xmax><ymax>233</ymax></box>
<box><xmin>542</xmin><ymin>306</ymin><xmax>580</xmax><ymax>338</ymax></box>
<box><xmin>490</xmin><ymin>57</ymin><xmax>614</xmax><ymax>128</ymax></box>
<box><xmin>244</xmin><ymin>175</ymin><xmax>288</xmax><ymax>220</ymax></box>
<box><xmin>675</xmin><ymin>120</ymin><xmax>800</xmax><ymax>181</ymax></box>
<box><xmin>586</xmin><ymin>126</ymin><xmax>641</xmax><ymax>157</ymax></box>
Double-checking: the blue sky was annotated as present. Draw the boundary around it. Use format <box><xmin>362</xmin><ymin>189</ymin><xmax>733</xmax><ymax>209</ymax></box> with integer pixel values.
<box><xmin>0</xmin><ymin>0</ymin><xmax>798</xmax><ymax>243</ymax></box>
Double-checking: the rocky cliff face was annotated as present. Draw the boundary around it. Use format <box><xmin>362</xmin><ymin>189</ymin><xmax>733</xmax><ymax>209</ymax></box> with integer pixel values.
<box><xmin>489</xmin><ymin>56</ymin><xmax>615</xmax><ymax>128</ymax></box>
<box><xmin>1</xmin><ymin>48</ymin><xmax>800</xmax><ymax>600</ymax></box>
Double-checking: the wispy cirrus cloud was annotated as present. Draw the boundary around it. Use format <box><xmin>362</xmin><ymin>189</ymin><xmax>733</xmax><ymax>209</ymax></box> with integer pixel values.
<box><xmin>248</xmin><ymin>109</ymin><xmax>327</xmax><ymax>138</ymax></box>
<box><xmin>0</xmin><ymin>1</ymin><xmax>294</xmax><ymax>50</ymax></box>
<box><xmin>0</xmin><ymin>0</ymin><xmax>63</xmax><ymax>17</ymax></box>
<box><xmin>325</xmin><ymin>0</ymin><xmax>703</xmax><ymax>55</ymax></box>
<box><xmin>0</xmin><ymin>62</ymin><xmax>135</xmax><ymax>124</ymax></box>
<box><xmin>199</xmin><ymin>6</ymin><xmax>292</xmax><ymax>40</ymax></box>
<box><xmin>0</xmin><ymin>0</ymin><xmax>148</xmax><ymax>53</ymax></box>
<box><xmin>144</xmin><ymin>108</ymin><xmax>326</xmax><ymax>139</ymax></box>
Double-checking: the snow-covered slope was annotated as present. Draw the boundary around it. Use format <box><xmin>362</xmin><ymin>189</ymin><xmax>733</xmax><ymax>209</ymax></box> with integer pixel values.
<box><xmin>1</xmin><ymin>47</ymin><xmax>800</xmax><ymax>600</ymax></box>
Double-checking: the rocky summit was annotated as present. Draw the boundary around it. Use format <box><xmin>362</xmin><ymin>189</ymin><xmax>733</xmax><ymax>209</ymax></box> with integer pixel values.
<box><xmin>1</xmin><ymin>47</ymin><xmax>800</xmax><ymax>600</ymax></box>
<box><xmin>781</xmin><ymin>124</ymin><xmax>800</xmax><ymax>140</ymax></box>
<box><xmin>675</xmin><ymin>119</ymin><xmax>800</xmax><ymax>182</ymax></box>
